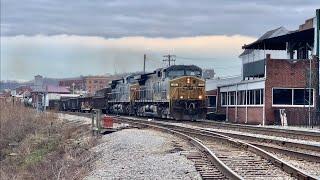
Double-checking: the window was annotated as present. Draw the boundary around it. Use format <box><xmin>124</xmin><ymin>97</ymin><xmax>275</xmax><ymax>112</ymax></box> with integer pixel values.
<box><xmin>223</xmin><ymin>88</ymin><xmax>263</xmax><ymax>106</ymax></box>
<box><xmin>237</xmin><ymin>91</ymin><xmax>243</xmax><ymax>105</ymax></box>
<box><xmin>255</xmin><ymin>89</ymin><xmax>261</xmax><ymax>104</ymax></box>
<box><xmin>229</xmin><ymin>91</ymin><xmax>235</xmax><ymax>105</ymax></box>
<box><xmin>157</xmin><ymin>82</ymin><xmax>161</xmax><ymax>93</ymax></box>
<box><xmin>294</xmin><ymin>89</ymin><xmax>313</xmax><ymax>105</ymax></box>
<box><xmin>208</xmin><ymin>96</ymin><xmax>217</xmax><ymax>108</ymax></box>
<box><xmin>273</xmin><ymin>88</ymin><xmax>313</xmax><ymax>106</ymax></box>
<box><xmin>221</xmin><ymin>92</ymin><xmax>227</xmax><ymax>106</ymax></box>
<box><xmin>273</xmin><ymin>89</ymin><xmax>292</xmax><ymax>105</ymax></box>
<box><xmin>247</xmin><ymin>90</ymin><xmax>255</xmax><ymax>105</ymax></box>
<box><xmin>168</xmin><ymin>70</ymin><xmax>185</xmax><ymax>77</ymax></box>
<box><xmin>186</xmin><ymin>70</ymin><xmax>201</xmax><ymax>77</ymax></box>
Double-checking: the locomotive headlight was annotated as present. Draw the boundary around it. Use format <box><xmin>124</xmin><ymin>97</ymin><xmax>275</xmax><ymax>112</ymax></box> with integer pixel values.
<box><xmin>180</xmin><ymin>95</ymin><xmax>184</xmax><ymax>99</ymax></box>
<box><xmin>170</xmin><ymin>83</ymin><xmax>179</xmax><ymax>87</ymax></box>
<box><xmin>198</xmin><ymin>95</ymin><xmax>203</xmax><ymax>100</ymax></box>
<box><xmin>187</xmin><ymin>78</ymin><xmax>191</xmax><ymax>84</ymax></box>
<box><xmin>198</xmin><ymin>83</ymin><xmax>205</xmax><ymax>87</ymax></box>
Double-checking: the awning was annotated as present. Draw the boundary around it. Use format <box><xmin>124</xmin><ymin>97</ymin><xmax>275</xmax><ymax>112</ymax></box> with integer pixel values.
<box><xmin>242</xmin><ymin>28</ymin><xmax>314</xmax><ymax>50</ymax></box>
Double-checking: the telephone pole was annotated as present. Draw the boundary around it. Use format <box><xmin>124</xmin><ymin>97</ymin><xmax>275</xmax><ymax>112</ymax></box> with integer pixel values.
<box><xmin>143</xmin><ymin>54</ymin><xmax>146</xmax><ymax>73</ymax></box>
<box><xmin>163</xmin><ymin>54</ymin><xmax>176</xmax><ymax>67</ymax></box>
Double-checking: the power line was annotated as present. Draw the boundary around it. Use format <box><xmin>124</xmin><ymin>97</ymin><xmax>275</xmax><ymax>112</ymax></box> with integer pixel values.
<box><xmin>145</xmin><ymin>54</ymin><xmax>240</xmax><ymax>70</ymax></box>
<box><xmin>163</xmin><ymin>54</ymin><xmax>176</xmax><ymax>66</ymax></box>
<box><xmin>176</xmin><ymin>56</ymin><xmax>216</xmax><ymax>61</ymax></box>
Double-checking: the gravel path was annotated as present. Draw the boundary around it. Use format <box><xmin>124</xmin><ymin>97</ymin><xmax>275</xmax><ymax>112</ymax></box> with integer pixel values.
<box><xmin>85</xmin><ymin>128</ymin><xmax>201</xmax><ymax>180</ymax></box>
<box><xmin>58</xmin><ymin>113</ymin><xmax>92</xmax><ymax>124</ymax></box>
<box><xmin>269</xmin><ymin>151</ymin><xmax>320</xmax><ymax>178</ymax></box>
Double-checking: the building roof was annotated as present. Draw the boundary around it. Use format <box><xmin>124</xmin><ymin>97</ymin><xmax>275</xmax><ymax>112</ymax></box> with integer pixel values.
<box><xmin>46</xmin><ymin>85</ymin><xmax>70</xmax><ymax>93</ymax></box>
<box><xmin>240</xmin><ymin>27</ymin><xmax>289</xmax><ymax>56</ymax></box>
<box><xmin>206</xmin><ymin>75</ymin><xmax>242</xmax><ymax>91</ymax></box>
<box><xmin>242</xmin><ymin>28</ymin><xmax>314</xmax><ymax>50</ymax></box>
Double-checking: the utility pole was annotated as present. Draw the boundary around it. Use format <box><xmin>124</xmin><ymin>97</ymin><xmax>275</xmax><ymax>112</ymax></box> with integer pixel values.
<box><xmin>143</xmin><ymin>54</ymin><xmax>146</xmax><ymax>73</ymax></box>
<box><xmin>72</xmin><ymin>82</ymin><xmax>75</xmax><ymax>94</ymax></box>
<box><xmin>309</xmin><ymin>56</ymin><xmax>312</xmax><ymax>127</ymax></box>
<box><xmin>163</xmin><ymin>54</ymin><xmax>176</xmax><ymax>67</ymax></box>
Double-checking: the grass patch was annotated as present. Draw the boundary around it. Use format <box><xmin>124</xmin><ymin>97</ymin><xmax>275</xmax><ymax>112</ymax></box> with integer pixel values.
<box><xmin>0</xmin><ymin>101</ymin><xmax>99</xmax><ymax>180</ymax></box>
<box><xmin>23</xmin><ymin>139</ymin><xmax>58</xmax><ymax>167</ymax></box>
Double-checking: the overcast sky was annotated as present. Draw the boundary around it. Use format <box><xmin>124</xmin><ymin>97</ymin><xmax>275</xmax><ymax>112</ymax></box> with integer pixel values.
<box><xmin>1</xmin><ymin>0</ymin><xmax>319</xmax><ymax>81</ymax></box>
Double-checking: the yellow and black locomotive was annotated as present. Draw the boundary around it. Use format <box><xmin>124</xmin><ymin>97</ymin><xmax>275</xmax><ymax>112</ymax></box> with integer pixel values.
<box><xmin>108</xmin><ymin>65</ymin><xmax>206</xmax><ymax>120</ymax></box>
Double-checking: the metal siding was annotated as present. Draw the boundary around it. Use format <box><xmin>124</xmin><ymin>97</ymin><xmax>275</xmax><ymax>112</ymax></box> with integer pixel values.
<box><xmin>243</xmin><ymin>59</ymin><xmax>265</xmax><ymax>77</ymax></box>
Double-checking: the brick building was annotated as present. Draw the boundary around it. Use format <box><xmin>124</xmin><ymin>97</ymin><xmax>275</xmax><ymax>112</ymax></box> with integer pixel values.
<box><xmin>207</xmin><ymin>10</ymin><xmax>320</xmax><ymax>126</ymax></box>
<box><xmin>84</xmin><ymin>76</ymin><xmax>110</xmax><ymax>95</ymax></box>
<box><xmin>59</xmin><ymin>77</ymin><xmax>85</xmax><ymax>91</ymax></box>
<box><xmin>59</xmin><ymin>76</ymin><xmax>111</xmax><ymax>95</ymax></box>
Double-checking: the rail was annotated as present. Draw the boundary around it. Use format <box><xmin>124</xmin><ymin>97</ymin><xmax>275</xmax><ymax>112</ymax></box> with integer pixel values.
<box><xmin>115</xmin><ymin>116</ymin><xmax>319</xmax><ymax>180</ymax></box>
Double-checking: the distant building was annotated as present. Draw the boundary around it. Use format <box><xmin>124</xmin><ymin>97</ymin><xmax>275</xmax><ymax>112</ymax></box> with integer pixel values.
<box><xmin>59</xmin><ymin>77</ymin><xmax>85</xmax><ymax>92</ymax></box>
<box><xmin>84</xmin><ymin>76</ymin><xmax>110</xmax><ymax>95</ymax></box>
<box><xmin>15</xmin><ymin>85</ymin><xmax>32</xmax><ymax>95</ymax></box>
<box><xmin>59</xmin><ymin>75</ymin><xmax>111</xmax><ymax>95</ymax></box>
<box><xmin>31</xmin><ymin>75</ymin><xmax>45</xmax><ymax>92</ymax></box>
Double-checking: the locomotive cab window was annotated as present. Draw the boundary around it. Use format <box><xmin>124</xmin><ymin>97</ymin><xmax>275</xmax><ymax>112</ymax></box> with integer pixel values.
<box><xmin>167</xmin><ymin>70</ymin><xmax>185</xmax><ymax>78</ymax></box>
<box><xmin>186</xmin><ymin>70</ymin><xmax>201</xmax><ymax>77</ymax></box>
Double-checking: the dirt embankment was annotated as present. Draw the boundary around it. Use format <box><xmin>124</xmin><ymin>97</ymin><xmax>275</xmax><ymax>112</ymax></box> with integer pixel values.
<box><xmin>0</xmin><ymin>102</ymin><xmax>99</xmax><ymax>180</ymax></box>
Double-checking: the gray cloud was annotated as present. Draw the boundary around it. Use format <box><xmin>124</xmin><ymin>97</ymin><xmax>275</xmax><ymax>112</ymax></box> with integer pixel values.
<box><xmin>1</xmin><ymin>0</ymin><xmax>319</xmax><ymax>37</ymax></box>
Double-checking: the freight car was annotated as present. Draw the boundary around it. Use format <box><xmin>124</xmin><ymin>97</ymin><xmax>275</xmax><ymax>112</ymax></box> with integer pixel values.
<box><xmin>59</xmin><ymin>65</ymin><xmax>207</xmax><ymax>120</ymax></box>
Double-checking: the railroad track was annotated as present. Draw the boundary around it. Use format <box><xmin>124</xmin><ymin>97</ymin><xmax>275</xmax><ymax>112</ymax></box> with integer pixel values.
<box><xmin>59</xmin><ymin>112</ymin><xmax>320</xmax><ymax>178</ymax></box>
<box><xmin>113</xmin><ymin>115</ymin><xmax>320</xmax><ymax>160</ymax></box>
<box><xmin>168</xmin><ymin>122</ymin><xmax>320</xmax><ymax>162</ymax></box>
<box><xmin>189</xmin><ymin>120</ymin><xmax>320</xmax><ymax>142</ymax></box>
<box><xmin>114</xmin><ymin>116</ymin><xmax>319</xmax><ymax>180</ymax></box>
<box><xmin>61</xmin><ymin>112</ymin><xmax>320</xmax><ymax>161</ymax></box>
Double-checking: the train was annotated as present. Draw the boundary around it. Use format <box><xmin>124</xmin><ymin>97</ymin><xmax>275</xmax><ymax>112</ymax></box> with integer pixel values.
<box><xmin>58</xmin><ymin>65</ymin><xmax>207</xmax><ymax>120</ymax></box>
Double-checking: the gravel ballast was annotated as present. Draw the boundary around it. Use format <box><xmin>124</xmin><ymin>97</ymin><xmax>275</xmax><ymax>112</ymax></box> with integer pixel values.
<box><xmin>85</xmin><ymin>128</ymin><xmax>201</xmax><ymax>180</ymax></box>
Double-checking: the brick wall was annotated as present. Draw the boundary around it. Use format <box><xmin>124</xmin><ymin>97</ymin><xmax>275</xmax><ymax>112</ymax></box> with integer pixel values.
<box><xmin>247</xmin><ymin>107</ymin><xmax>264</xmax><ymax>124</ymax></box>
<box><xmin>225</xmin><ymin>107</ymin><xmax>263</xmax><ymax>124</ymax></box>
<box><xmin>265</xmin><ymin>54</ymin><xmax>319</xmax><ymax>124</ymax></box>
<box><xmin>59</xmin><ymin>79</ymin><xmax>84</xmax><ymax>90</ymax></box>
